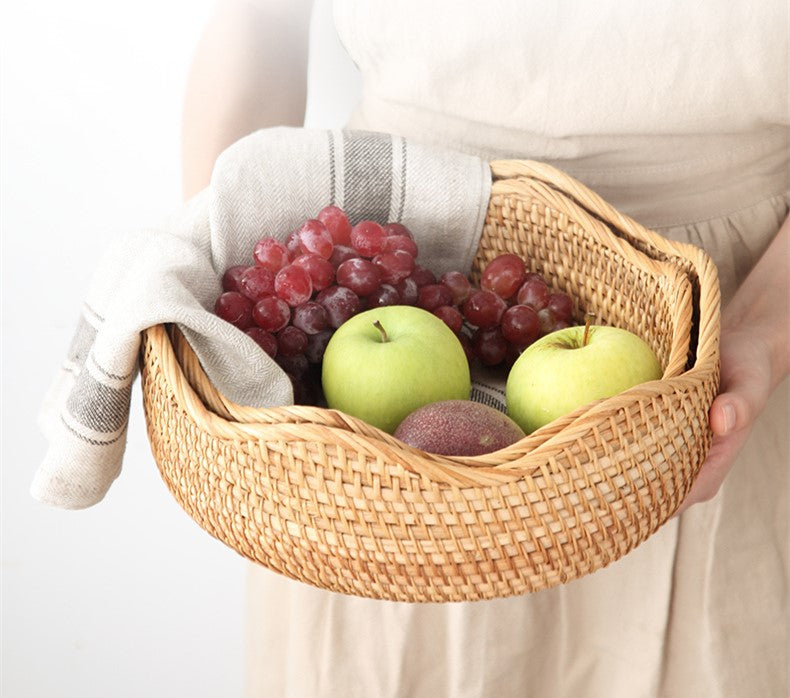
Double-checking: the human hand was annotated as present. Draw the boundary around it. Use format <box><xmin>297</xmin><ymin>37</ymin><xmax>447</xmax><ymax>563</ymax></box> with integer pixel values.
<box><xmin>674</xmin><ymin>327</ymin><xmax>774</xmax><ymax>516</ymax></box>
<box><xmin>675</xmin><ymin>215</ymin><xmax>789</xmax><ymax>516</ymax></box>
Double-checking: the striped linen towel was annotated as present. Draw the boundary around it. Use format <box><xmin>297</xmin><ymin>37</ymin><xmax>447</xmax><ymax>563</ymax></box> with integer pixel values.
<box><xmin>32</xmin><ymin>127</ymin><xmax>491</xmax><ymax>510</ymax></box>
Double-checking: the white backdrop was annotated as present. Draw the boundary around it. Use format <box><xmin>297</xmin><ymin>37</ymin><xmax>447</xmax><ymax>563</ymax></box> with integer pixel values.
<box><xmin>1</xmin><ymin>1</ymin><xmax>360</xmax><ymax>696</ymax></box>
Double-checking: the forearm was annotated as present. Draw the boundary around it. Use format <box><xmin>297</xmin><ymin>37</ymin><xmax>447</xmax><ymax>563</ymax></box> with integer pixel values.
<box><xmin>181</xmin><ymin>0</ymin><xmax>313</xmax><ymax>199</ymax></box>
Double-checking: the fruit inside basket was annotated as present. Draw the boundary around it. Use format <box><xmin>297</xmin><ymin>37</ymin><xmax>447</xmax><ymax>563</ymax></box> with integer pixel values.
<box><xmin>140</xmin><ymin>159</ymin><xmax>720</xmax><ymax>603</ymax></box>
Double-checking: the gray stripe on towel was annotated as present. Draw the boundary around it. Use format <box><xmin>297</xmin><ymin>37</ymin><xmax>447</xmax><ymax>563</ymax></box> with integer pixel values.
<box><xmin>328</xmin><ymin>130</ymin><xmax>337</xmax><ymax>205</ymax></box>
<box><xmin>342</xmin><ymin>131</ymin><xmax>393</xmax><ymax>224</ymax></box>
<box><xmin>60</xmin><ymin>415</ymin><xmax>128</xmax><ymax>447</ymax></box>
<box><xmin>396</xmin><ymin>136</ymin><xmax>407</xmax><ymax>223</ymax></box>
<box><xmin>66</xmin><ymin>371</ymin><xmax>132</xmax><ymax>433</ymax></box>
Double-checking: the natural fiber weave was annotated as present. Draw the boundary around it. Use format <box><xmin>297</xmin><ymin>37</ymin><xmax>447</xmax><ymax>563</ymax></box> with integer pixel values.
<box><xmin>140</xmin><ymin>160</ymin><xmax>720</xmax><ymax>602</ymax></box>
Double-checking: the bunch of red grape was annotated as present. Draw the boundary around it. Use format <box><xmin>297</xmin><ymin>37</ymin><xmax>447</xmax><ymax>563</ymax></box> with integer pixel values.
<box><xmin>451</xmin><ymin>254</ymin><xmax>576</xmax><ymax>368</ymax></box>
<box><xmin>213</xmin><ymin>205</ymin><xmax>577</xmax><ymax>402</ymax></box>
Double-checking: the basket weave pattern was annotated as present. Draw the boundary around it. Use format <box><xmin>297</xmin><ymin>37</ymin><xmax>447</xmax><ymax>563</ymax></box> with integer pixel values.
<box><xmin>141</xmin><ymin>160</ymin><xmax>720</xmax><ymax>602</ymax></box>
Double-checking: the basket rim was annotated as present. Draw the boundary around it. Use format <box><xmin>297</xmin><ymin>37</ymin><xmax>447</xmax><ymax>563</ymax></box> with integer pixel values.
<box><xmin>140</xmin><ymin>159</ymin><xmax>721</xmax><ymax>489</ymax></box>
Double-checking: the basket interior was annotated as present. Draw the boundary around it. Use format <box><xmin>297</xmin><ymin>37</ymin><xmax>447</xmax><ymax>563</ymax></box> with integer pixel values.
<box><xmin>167</xmin><ymin>166</ymin><xmax>706</xmax><ymax>459</ymax></box>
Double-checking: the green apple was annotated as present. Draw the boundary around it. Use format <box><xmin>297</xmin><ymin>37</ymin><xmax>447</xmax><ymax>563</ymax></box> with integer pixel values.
<box><xmin>505</xmin><ymin>323</ymin><xmax>663</xmax><ymax>434</ymax></box>
<box><xmin>321</xmin><ymin>306</ymin><xmax>471</xmax><ymax>433</ymax></box>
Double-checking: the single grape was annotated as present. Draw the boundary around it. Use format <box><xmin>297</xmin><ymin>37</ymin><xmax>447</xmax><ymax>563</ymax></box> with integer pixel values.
<box><xmin>366</xmin><ymin>284</ymin><xmax>400</xmax><ymax>307</ymax></box>
<box><xmin>305</xmin><ymin>329</ymin><xmax>334</xmax><ymax>364</ymax></box>
<box><xmin>291</xmin><ymin>301</ymin><xmax>329</xmax><ymax>335</ymax></box>
<box><xmin>274</xmin><ymin>264</ymin><xmax>313</xmax><ymax>307</ymax></box>
<box><xmin>409</xmin><ymin>265</ymin><xmax>437</xmax><ymax>287</ymax></box>
<box><xmin>537</xmin><ymin>307</ymin><xmax>556</xmax><ymax>334</ymax></box>
<box><xmin>297</xmin><ymin>219</ymin><xmax>334</xmax><ymax>259</ymax></box>
<box><xmin>373</xmin><ymin>249</ymin><xmax>415</xmax><ymax>285</ymax></box>
<box><xmin>481</xmin><ymin>253</ymin><xmax>526</xmax><ymax>299</ymax></box>
<box><xmin>434</xmin><ymin>305</ymin><xmax>464</xmax><ymax>334</ymax></box>
<box><xmin>317</xmin><ymin>205</ymin><xmax>352</xmax><ymax>245</ymax></box>
<box><xmin>382</xmin><ymin>222</ymin><xmax>414</xmax><ymax>239</ymax></box>
<box><xmin>336</xmin><ymin>258</ymin><xmax>382</xmax><ymax>296</ymax></box>
<box><xmin>462</xmin><ymin>289</ymin><xmax>507</xmax><ymax>329</ymax></box>
<box><xmin>552</xmin><ymin>319</ymin><xmax>572</xmax><ymax>332</ymax></box>
<box><xmin>214</xmin><ymin>291</ymin><xmax>253</xmax><ymax>329</ymax></box>
<box><xmin>252</xmin><ymin>237</ymin><xmax>289</xmax><ymax>272</ymax></box>
<box><xmin>516</xmin><ymin>276</ymin><xmax>551</xmax><ymax>310</ymax></box>
<box><xmin>547</xmin><ymin>292</ymin><xmax>574</xmax><ymax>322</ymax></box>
<box><xmin>252</xmin><ymin>295</ymin><xmax>291</xmax><ymax>332</ymax></box>
<box><xmin>439</xmin><ymin>270</ymin><xmax>472</xmax><ymax>305</ymax></box>
<box><xmin>276</xmin><ymin>353</ymin><xmax>309</xmax><ymax>379</ymax></box>
<box><xmin>395</xmin><ymin>276</ymin><xmax>419</xmax><ymax>305</ymax></box>
<box><xmin>292</xmin><ymin>253</ymin><xmax>334</xmax><ymax>291</ymax></box>
<box><xmin>284</xmin><ymin>230</ymin><xmax>302</xmax><ymax>260</ymax></box>
<box><xmin>504</xmin><ymin>342</ymin><xmax>523</xmax><ymax>368</ymax></box>
<box><xmin>458</xmin><ymin>331</ymin><xmax>475</xmax><ymax>364</ymax></box>
<box><xmin>315</xmin><ymin>285</ymin><xmax>362</xmax><ymax>328</ymax></box>
<box><xmin>277</xmin><ymin>325</ymin><xmax>309</xmax><ymax>356</ymax></box>
<box><xmin>245</xmin><ymin>327</ymin><xmax>278</xmax><ymax>358</ymax></box>
<box><xmin>221</xmin><ymin>265</ymin><xmax>247</xmax><ymax>293</ymax></box>
<box><xmin>239</xmin><ymin>266</ymin><xmax>276</xmax><ymax>301</ymax></box>
<box><xmin>473</xmin><ymin>327</ymin><xmax>509</xmax><ymax>366</ymax></box>
<box><xmin>383</xmin><ymin>234</ymin><xmax>419</xmax><ymax>258</ymax></box>
<box><xmin>329</xmin><ymin>244</ymin><xmax>359</xmax><ymax>268</ymax></box>
<box><xmin>501</xmin><ymin>304</ymin><xmax>541</xmax><ymax>346</ymax></box>
<box><xmin>417</xmin><ymin>283</ymin><xmax>453</xmax><ymax>311</ymax></box>
<box><xmin>350</xmin><ymin>220</ymin><xmax>387</xmax><ymax>258</ymax></box>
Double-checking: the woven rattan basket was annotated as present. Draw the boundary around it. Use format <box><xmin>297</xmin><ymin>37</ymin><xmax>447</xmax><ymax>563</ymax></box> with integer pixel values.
<box><xmin>140</xmin><ymin>160</ymin><xmax>720</xmax><ymax>603</ymax></box>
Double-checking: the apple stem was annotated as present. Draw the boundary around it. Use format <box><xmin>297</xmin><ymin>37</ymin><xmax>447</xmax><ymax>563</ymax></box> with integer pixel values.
<box><xmin>582</xmin><ymin>313</ymin><xmax>595</xmax><ymax>347</ymax></box>
<box><xmin>373</xmin><ymin>320</ymin><xmax>389</xmax><ymax>343</ymax></box>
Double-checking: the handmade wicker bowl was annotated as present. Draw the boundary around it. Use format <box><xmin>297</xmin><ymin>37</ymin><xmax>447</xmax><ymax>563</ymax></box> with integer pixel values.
<box><xmin>140</xmin><ymin>160</ymin><xmax>720</xmax><ymax>603</ymax></box>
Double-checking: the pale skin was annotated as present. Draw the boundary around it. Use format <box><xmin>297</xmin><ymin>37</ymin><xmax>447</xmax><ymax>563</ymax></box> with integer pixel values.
<box><xmin>182</xmin><ymin>0</ymin><xmax>790</xmax><ymax>514</ymax></box>
<box><xmin>181</xmin><ymin>0</ymin><xmax>313</xmax><ymax>199</ymax></box>
<box><xmin>674</xmin><ymin>215</ymin><xmax>789</xmax><ymax>515</ymax></box>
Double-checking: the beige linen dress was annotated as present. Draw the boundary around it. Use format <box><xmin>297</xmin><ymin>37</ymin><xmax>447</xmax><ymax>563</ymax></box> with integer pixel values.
<box><xmin>246</xmin><ymin>2</ymin><xmax>790</xmax><ymax>696</ymax></box>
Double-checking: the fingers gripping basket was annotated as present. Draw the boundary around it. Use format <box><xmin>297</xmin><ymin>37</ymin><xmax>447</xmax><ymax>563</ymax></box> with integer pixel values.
<box><xmin>140</xmin><ymin>160</ymin><xmax>720</xmax><ymax>603</ymax></box>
